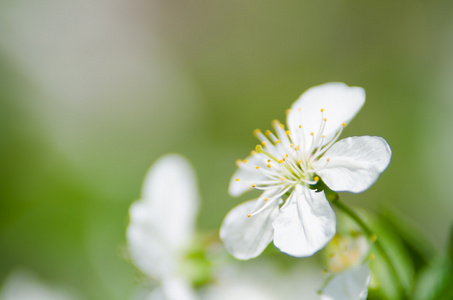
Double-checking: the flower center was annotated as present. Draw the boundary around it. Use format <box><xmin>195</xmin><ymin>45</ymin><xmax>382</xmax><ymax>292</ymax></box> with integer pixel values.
<box><xmin>234</xmin><ymin>108</ymin><xmax>346</xmax><ymax>217</ymax></box>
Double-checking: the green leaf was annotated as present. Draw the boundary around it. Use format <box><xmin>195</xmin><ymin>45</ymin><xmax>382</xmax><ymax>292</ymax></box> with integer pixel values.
<box><xmin>411</xmin><ymin>256</ymin><xmax>453</xmax><ymax>300</ymax></box>
<box><xmin>378</xmin><ymin>206</ymin><xmax>435</xmax><ymax>272</ymax></box>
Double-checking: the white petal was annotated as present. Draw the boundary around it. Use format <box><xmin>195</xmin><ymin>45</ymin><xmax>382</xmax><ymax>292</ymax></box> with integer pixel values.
<box><xmin>127</xmin><ymin>154</ymin><xmax>200</xmax><ymax>278</ymax></box>
<box><xmin>315</xmin><ymin>136</ymin><xmax>392</xmax><ymax>193</ymax></box>
<box><xmin>229</xmin><ymin>154</ymin><xmax>268</xmax><ymax>197</ymax></box>
<box><xmin>272</xmin><ymin>186</ymin><xmax>336</xmax><ymax>257</ymax></box>
<box><xmin>287</xmin><ymin>82</ymin><xmax>365</xmax><ymax>149</ymax></box>
<box><xmin>220</xmin><ymin>196</ymin><xmax>280</xmax><ymax>260</ymax></box>
<box><xmin>161</xmin><ymin>277</ymin><xmax>198</xmax><ymax>300</ymax></box>
<box><xmin>321</xmin><ymin>264</ymin><xmax>371</xmax><ymax>300</ymax></box>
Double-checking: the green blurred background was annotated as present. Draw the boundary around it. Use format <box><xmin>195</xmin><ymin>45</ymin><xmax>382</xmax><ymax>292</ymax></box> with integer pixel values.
<box><xmin>1</xmin><ymin>0</ymin><xmax>453</xmax><ymax>299</ymax></box>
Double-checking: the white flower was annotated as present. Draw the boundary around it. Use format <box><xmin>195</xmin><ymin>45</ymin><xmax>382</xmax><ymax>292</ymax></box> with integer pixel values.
<box><xmin>220</xmin><ymin>82</ymin><xmax>391</xmax><ymax>260</ymax></box>
<box><xmin>203</xmin><ymin>259</ymin><xmax>323</xmax><ymax>300</ymax></box>
<box><xmin>127</xmin><ymin>154</ymin><xmax>200</xmax><ymax>300</ymax></box>
<box><xmin>320</xmin><ymin>264</ymin><xmax>371</xmax><ymax>300</ymax></box>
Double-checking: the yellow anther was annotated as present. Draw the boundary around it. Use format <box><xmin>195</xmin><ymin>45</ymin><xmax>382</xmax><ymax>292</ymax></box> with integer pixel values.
<box><xmin>286</xmin><ymin>130</ymin><xmax>290</xmax><ymax>135</ymax></box>
<box><xmin>253</xmin><ymin>129</ymin><xmax>261</xmax><ymax>136</ymax></box>
<box><xmin>281</xmin><ymin>178</ymin><xmax>285</xmax><ymax>181</ymax></box>
<box><xmin>265</xmin><ymin>130</ymin><xmax>271</xmax><ymax>136</ymax></box>
<box><xmin>299</xmin><ymin>125</ymin><xmax>302</xmax><ymax>128</ymax></box>
<box><xmin>324</xmin><ymin>118</ymin><xmax>327</xmax><ymax>121</ymax></box>
<box><xmin>297</xmin><ymin>160</ymin><xmax>302</xmax><ymax>164</ymax></box>
<box><xmin>298</xmin><ymin>108</ymin><xmax>302</xmax><ymax>111</ymax></box>
<box><xmin>290</xmin><ymin>144</ymin><xmax>293</xmax><ymax>148</ymax></box>
<box><xmin>294</xmin><ymin>147</ymin><xmax>298</xmax><ymax>151</ymax></box>
<box><xmin>247</xmin><ymin>214</ymin><xmax>251</xmax><ymax>218</ymax></box>
<box><xmin>310</xmin><ymin>132</ymin><xmax>315</xmax><ymax>136</ymax></box>
<box><xmin>279</xmin><ymin>124</ymin><xmax>284</xmax><ymax>128</ymax></box>
<box><xmin>267</xmin><ymin>164</ymin><xmax>271</xmax><ymax>168</ymax></box>
<box><xmin>320</xmin><ymin>108</ymin><xmax>324</xmax><ymax>112</ymax></box>
<box><xmin>286</xmin><ymin>154</ymin><xmax>289</xmax><ymax>158</ymax></box>
<box><xmin>342</xmin><ymin>122</ymin><xmax>346</xmax><ymax>127</ymax></box>
<box><xmin>321</xmin><ymin>135</ymin><xmax>326</xmax><ymax>138</ymax></box>
<box><xmin>369</xmin><ymin>254</ymin><xmax>375</xmax><ymax>260</ymax></box>
<box><xmin>282</xmin><ymin>158</ymin><xmax>286</xmax><ymax>161</ymax></box>
<box><xmin>235</xmin><ymin>159</ymin><xmax>243</xmax><ymax>166</ymax></box>
<box><xmin>244</xmin><ymin>159</ymin><xmax>248</xmax><ymax>163</ymax></box>
<box><xmin>276</xmin><ymin>139</ymin><xmax>280</xmax><ymax>144</ymax></box>
<box><xmin>252</xmin><ymin>184</ymin><xmax>256</xmax><ymax>188</ymax></box>
<box><xmin>314</xmin><ymin>176</ymin><xmax>320</xmax><ymax>182</ymax></box>
<box><xmin>255</xmin><ymin>145</ymin><xmax>262</xmax><ymax>153</ymax></box>
<box><xmin>278</xmin><ymin>160</ymin><xmax>284</xmax><ymax>163</ymax></box>
<box><xmin>267</xmin><ymin>159</ymin><xmax>271</xmax><ymax>163</ymax></box>
<box><xmin>370</xmin><ymin>234</ymin><xmax>378</xmax><ymax>242</ymax></box>
<box><xmin>250</xmin><ymin>150</ymin><xmax>256</xmax><ymax>155</ymax></box>
<box><xmin>236</xmin><ymin>178</ymin><xmax>240</xmax><ymax>181</ymax></box>
<box><xmin>264</xmin><ymin>197</ymin><xmax>269</xmax><ymax>201</ymax></box>
<box><xmin>262</xmin><ymin>141</ymin><xmax>266</xmax><ymax>146</ymax></box>
<box><xmin>256</xmin><ymin>166</ymin><xmax>260</xmax><ymax>169</ymax></box>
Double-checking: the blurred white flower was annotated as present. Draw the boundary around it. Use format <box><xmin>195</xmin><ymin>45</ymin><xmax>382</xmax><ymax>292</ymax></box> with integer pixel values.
<box><xmin>221</xmin><ymin>82</ymin><xmax>392</xmax><ymax>259</ymax></box>
<box><xmin>127</xmin><ymin>154</ymin><xmax>200</xmax><ymax>300</ymax></box>
<box><xmin>0</xmin><ymin>269</ymin><xmax>80</xmax><ymax>300</ymax></box>
<box><xmin>325</xmin><ymin>234</ymin><xmax>369</xmax><ymax>273</ymax></box>
<box><xmin>321</xmin><ymin>264</ymin><xmax>371</xmax><ymax>300</ymax></box>
<box><xmin>203</xmin><ymin>259</ymin><xmax>323</xmax><ymax>300</ymax></box>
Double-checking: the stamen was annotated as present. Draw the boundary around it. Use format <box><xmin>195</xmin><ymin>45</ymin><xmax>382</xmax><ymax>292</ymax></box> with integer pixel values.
<box><xmin>320</xmin><ymin>108</ymin><xmax>324</xmax><ymax>112</ymax></box>
<box><xmin>256</xmin><ymin>166</ymin><xmax>260</xmax><ymax>169</ymax></box>
<box><xmin>265</xmin><ymin>130</ymin><xmax>271</xmax><ymax>136</ymax></box>
<box><xmin>252</xmin><ymin>184</ymin><xmax>256</xmax><ymax>187</ymax></box>
<box><xmin>247</xmin><ymin>214</ymin><xmax>251</xmax><ymax>218</ymax></box>
<box><xmin>253</xmin><ymin>129</ymin><xmax>261</xmax><ymax>136</ymax></box>
<box><xmin>342</xmin><ymin>122</ymin><xmax>346</xmax><ymax>127</ymax></box>
<box><xmin>267</xmin><ymin>164</ymin><xmax>271</xmax><ymax>168</ymax></box>
<box><xmin>313</xmin><ymin>126</ymin><xmax>344</xmax><ymax>159</ymax></box>
<box><xmin>236</xmin><ymin>178</ymin><xmax>240</xmax><ymax>181</ymax></box>
<box><xmin>244</xmin><ymin>160</ymin><xmax>248</xmax><ymax>163</ymax></box>
<box><xmin>235</xmin><ymin>159</ymin><xmax>242</xmax><ymax>166</ymax></box>
<box><xmin>250</xmin><ymin>186</ymin><xmax>292</xmax><ymax>216</ymax></box>
<box><xmin>255</xmin><ymin>145</ymin><xmax>262</xmax><ymax>153</ymax></box>
<box><xmin>314</xmin><ymin>176</ymin><xmax>319</xmax><ymax>182</ymax></box>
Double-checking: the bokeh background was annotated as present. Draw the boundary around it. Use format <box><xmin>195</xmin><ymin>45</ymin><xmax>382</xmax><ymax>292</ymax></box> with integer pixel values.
<box><xmin>1</xmin><ymin>0</ymin><xmax>453</xmax><ymax>299</ymax></box>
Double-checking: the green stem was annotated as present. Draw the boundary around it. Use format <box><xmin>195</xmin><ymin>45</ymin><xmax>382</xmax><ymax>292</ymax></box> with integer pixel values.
<box><xmin>332</xmin><ymin>198</ymin><xmax>406</xmax><ymax>298</ymax></box>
